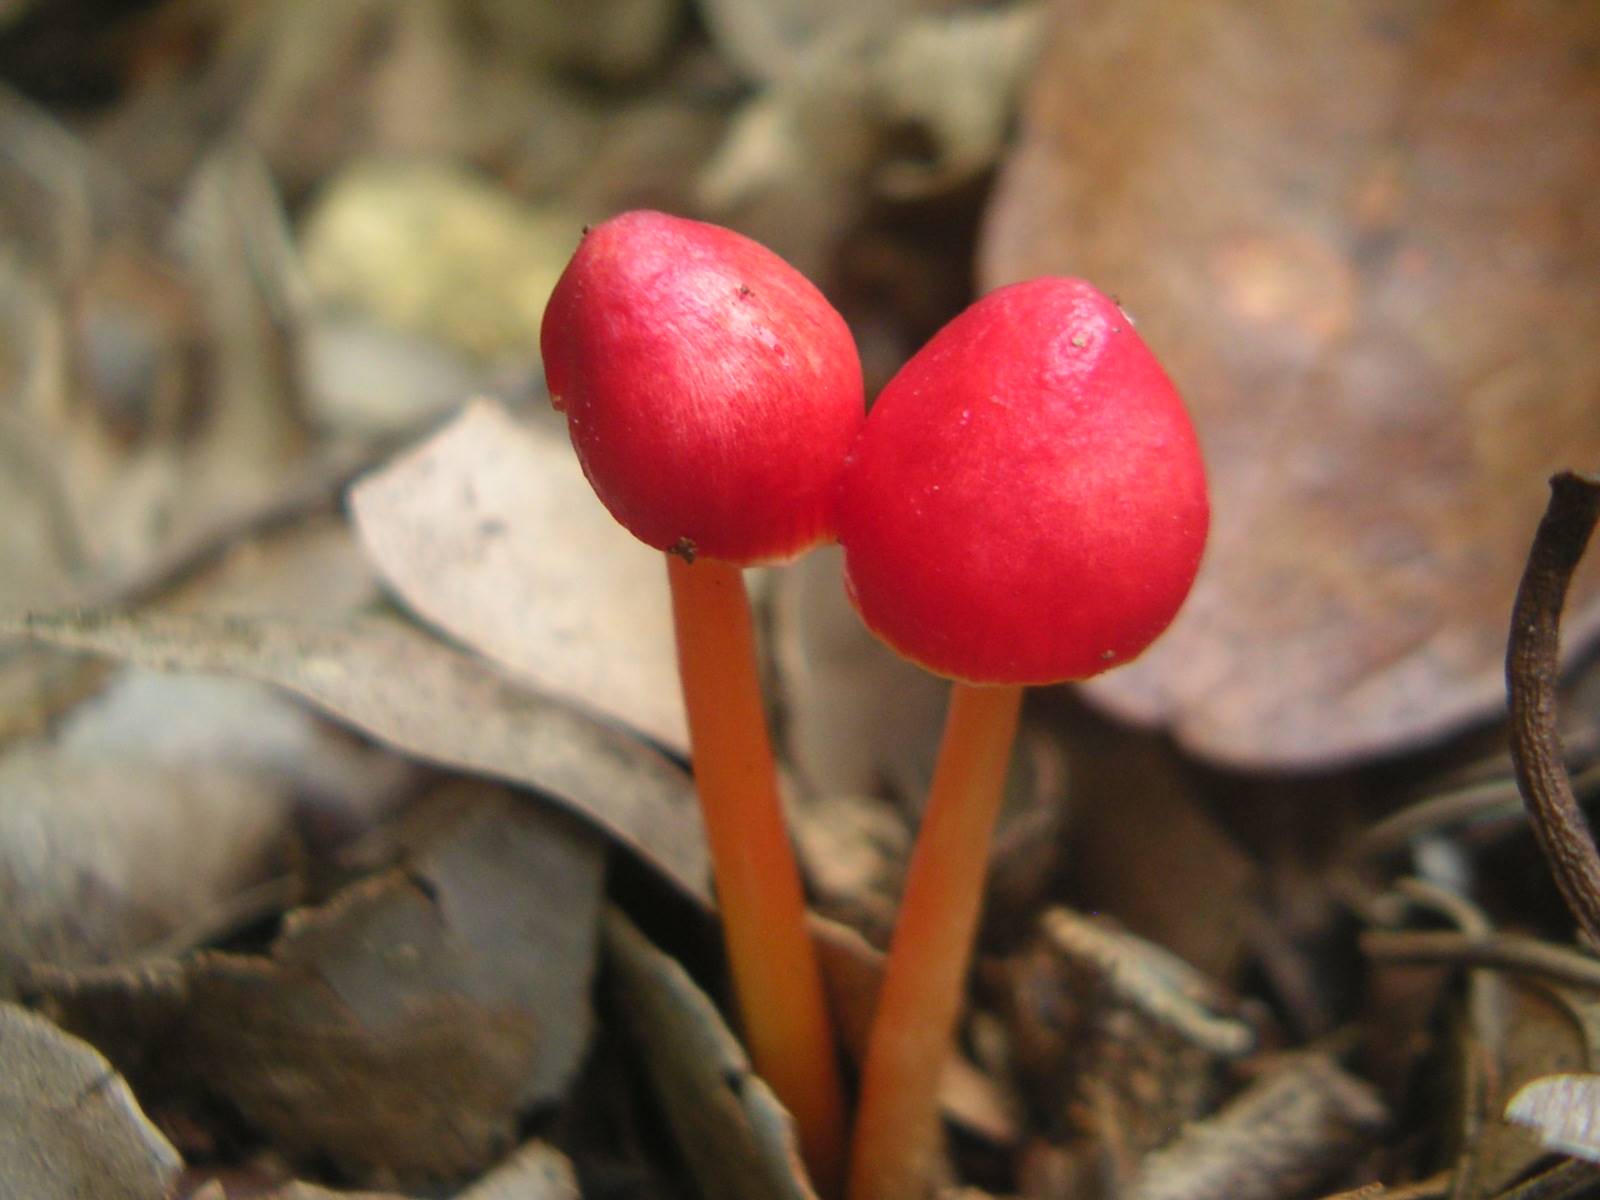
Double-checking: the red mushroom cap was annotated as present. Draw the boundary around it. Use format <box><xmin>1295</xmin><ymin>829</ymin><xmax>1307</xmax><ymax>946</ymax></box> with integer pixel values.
<box><xmin>541</xmin><ymin>211</ymin><xmax>865</xmax><ymax>565</ymax></box>
<box><xmin>836</xmin><ymin>277</ymin><xmax>1209</xmax><ymax>685</ymax></box>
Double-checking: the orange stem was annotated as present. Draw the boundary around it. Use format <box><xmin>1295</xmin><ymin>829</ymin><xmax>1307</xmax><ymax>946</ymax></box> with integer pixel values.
<box><xmin>667</xmin><ymin>552</ymin><xmax>847</xmax><ymax>1197</ymax></box>
<box><xmin>846</xmin><ymin>681</ymin><xmax>1024</xmax><ymax>1200</ymax></box>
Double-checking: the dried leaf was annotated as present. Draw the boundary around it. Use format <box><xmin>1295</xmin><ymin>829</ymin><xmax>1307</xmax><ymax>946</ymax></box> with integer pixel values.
<box><xmin>0</xmin><ymin>745</ymin><xmax>289</xmax><ymax>992</ymax></box>
<box><xmin>258</xmin><ymin>1185</ymin><xmax>408</xmax><ymax>1200</ymax></box>
<box><xmin>792</xmin><ymin>793</ymin><xmax>911</xmax><ymax>944</ymax></box>
<box><xmin>700</xmin><ymin>4</ymin><xmax>1046</xmax><ymax>276</ymax></box>
<box><xmin>1128</xmin><ymin>1055</ymin><xmax>1387</xmax><ymax>1200</ymax></box>
<box><xmin>774</xmin><ymin>545</ymin><xmax>946</xmax><ymax>803</ymax></box>
<box><xmin>0</xmin><ymin>608</ymin><xmax>709</xmax><ymax>901</ymax></box>
<box><xmin>1002</xmin><ymin>912</ymin><xmax>1237</xmax><ymax>1191</ymax></box>
<box><xmin>350</xmin><ymin>400</ymin><xmax>686</xmax><ymax>752</ymax></box>
<box><xmin>57</xmin><ymin>670</ymin><xmax>413</xmax><ymax>829</ymax></box>
<box><xmin>1040</xmin><ymin>910</ymin><xmax>1256</xmax><ymax>1060</ymax></box>
<box><xmin>298</xmin><ymin>314</ymin><xmax>486</xmax><ymax>437</ymax></box>
<box><xmin>981</xmin><ymin>0</ymin><xmax>1600</xmax><ymax>767</ymax></box>
<box><xmin>1060</xmin><ymin>725</ymin><xmax>1259</xmax><ymax>982</ymax></box>
<box><xmin>161</xmin><ymin>513</ymin><xmax>380</xmax><ymax>618</ymax></box>
<box><xmin>1506</xmin><ymin>1074</ymin><xmax>1600</xmax><ymax>1163</ymax></box>
<box><xmin>1458</xmin><ymin>983</ymin><xmax>1598</xmax><ymax>1195</ymax></box>
<box><xmin>0</xmin><ymin>1001</ymin><xmax>181</xmax><ymax>1199</ymax></box>
<box><xmin>300</xmin><ymin>159</ymin><xmax>583</xmax><ymax>362</ymax></box>
<box><xmin>697</xmin><ymin>0</ymin><xmax>913</xmax><ymax>81</ymax></box>
<box><xmin>35</xmin><ymin>791</ymin><xmax>603</xmax><ymax>1184</ymax></box>
<box><xmin>602</xmin><ymin>908</ymin><xmax>818</xmax><ymax>1200</ymax></box>
<box><xmin>454</xmin><ymin>1139</ymin><xmax>580</xmax><ymax>1200</ymax></box>
<box><xmin>808</xmin><ymin>913</ymin><xmax>884</xmax><ymax>1068</ymax></box>
<box><xmin>471</xmin><ymin>0</ymin><xmax>683</xmax><ymax>81</ymax></box>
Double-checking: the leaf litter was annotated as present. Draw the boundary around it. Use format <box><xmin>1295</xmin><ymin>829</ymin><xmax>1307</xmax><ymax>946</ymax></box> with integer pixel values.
<box><xmin>349</xmin><ymin>399</ymin><xmax>687</xmax><ymax>753</ymax></box>
<box><xmin>0</xmin><ymin>607</ymin><xmax>709</xmax><ymax>902</ymax></box>
<box><xmin>2</xmin><ymin>2</ymin><xmax>1600</xmax><ymax>1197</ymax></box>
<box><xmin>0</xmin><ymin>1000</ymin><xmax>181</xmax><ymax>1200</ymax></box>
<box><xmin>30</xmin><ymin>786</ymin><xmax>604</xmax><ymax>1185</ymax></box>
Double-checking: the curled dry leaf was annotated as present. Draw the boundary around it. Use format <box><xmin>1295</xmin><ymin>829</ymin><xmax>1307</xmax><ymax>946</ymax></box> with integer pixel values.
<box><xmin>453</xmin><ymin>1138</ymin><xmax>580</xmax><ymax>1200</ymax></box>
<box><xmin>1003</xmin><ymin>912</ymin><xmax>1235</xmax><ymax>1193</ymax></box>
<box><xmin>34</xmin><ymin>791</ymin><xmax>603</xmax><ymax>1185</ymax></box>
<box><xmin>1506</xmin><ymin>1073</ymin><xmax>1600</xmax><ymax>1164</ymax></box>
<box><xmin>350</xmin><ymin>399</ymin><xmax>686</xmax><ymax>753</ymax></box>
<box><xmin>981</xmin><ymin>0</ymin><xmax>1600</xmax><ymax>767</ymax></box>
<box><xmin>0</xmin><ymin>1001</ymin><xmax>181</xmax><ymax>1200</ymax></box>
<box><xmin>1039</xmin><ymin>909</ymin><xmax>1256</xmax><ymax>1060</ymax></box>
<box><xmin>0</xmin><ymin>608</ymin><xmax>709</xmax><ymax>901</ymax></box>
<box><xmin>1128</xmin><ymin>1055</ymin><xmax>1387</xmax><ymax>1200</ymax></box>
<box><xmin>1454</xmin><ymin>982</ymin><xmax>1600</xmax><ymax>1195</ymax></box>
<box><xmin>235</xmin><ymin>1184</ymin><xmax>407</xmax><ymax>1200</ymax></box>
<box><xmin>602</xmin><ymin>908</ymin><xmax>819</xmax><ymax>1200</ymax></box>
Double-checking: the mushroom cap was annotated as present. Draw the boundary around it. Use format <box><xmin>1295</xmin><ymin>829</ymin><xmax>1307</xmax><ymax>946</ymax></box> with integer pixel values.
<box><xmin>541</xmin><ymin>210</ymin><xmax>865</xmax><ymax>565</ymax></box>
<box><xmin>836</xmin><ymin>278</ymin><xmax>1209</xmax><ymax>685</ymax></box>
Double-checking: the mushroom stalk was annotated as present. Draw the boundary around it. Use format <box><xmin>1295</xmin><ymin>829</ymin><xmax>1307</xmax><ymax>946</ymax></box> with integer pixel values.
<box><xmin>847</xmin><ymin>682</ymin><xmax>1024</xmax><ymax>1200</ymax></box>
<box><xmin>667</xmin><ymin>551</ymin><xmax>847</xmax><ymax>1196</ymax></box>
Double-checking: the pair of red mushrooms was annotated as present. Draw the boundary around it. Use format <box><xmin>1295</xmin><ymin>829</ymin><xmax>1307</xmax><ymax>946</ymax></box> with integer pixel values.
<box><xmin>541</xmin><ymin>212</ymin><xmax>1209</xmax><ymax>1200</ymax></box>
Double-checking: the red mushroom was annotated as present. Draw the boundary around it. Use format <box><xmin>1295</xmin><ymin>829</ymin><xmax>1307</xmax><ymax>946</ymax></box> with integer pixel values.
<box><xmin>836</xmin><ymin>278</ymin><xmax>1209</xmax><ymax>1200</ymax></box>
<box><xmin>542</xmin><ymin>210</ymin><xmax>862</xmax><ymax>1194</ymax></box>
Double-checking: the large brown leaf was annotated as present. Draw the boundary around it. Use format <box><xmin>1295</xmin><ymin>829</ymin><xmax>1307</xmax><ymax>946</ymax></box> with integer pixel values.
<box><xmin>981</xmin><ymin>0</ymin><xmax>1600</xmax><ymax>767</ymax></box>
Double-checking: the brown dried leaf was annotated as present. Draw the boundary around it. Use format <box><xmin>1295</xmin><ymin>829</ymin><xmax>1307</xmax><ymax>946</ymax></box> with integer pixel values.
<box><xmin>35</xmin><ymin>792</ymin><xmax>603</xmax><ymax>1185</ymax></box>
<box><xmin>0</xmin><ymin>608</ymin><xmax>709</xmax><ymax>901</ymax></box>
<box><xmin>1128</xmin><ymin>1055</ymin><xmax>1387</xmax><ymax>1200</ymax></box>
<box><xmin>1002</xmin><ymin>911</ymin><xmax>1245</xmax><ymax>1194</ymax></box>
<box><xmin>0</xmin><ymin>1001</ymin><xmax>181</xmax><ymax>1199</ymax></box>
<box><xmin>981</xmin><ymin>0</ymin><xmax>1600</xmax><ymax>767</ymax></box>
<box><xmin>350</xmin><ymin>400</ymin><xmax>686</xmax><ymax>752</ymax></box>
<box><xmin>1059</xmin><ymin>723</ymin><xmax>1259</xmax><ymax>982</ymax></box>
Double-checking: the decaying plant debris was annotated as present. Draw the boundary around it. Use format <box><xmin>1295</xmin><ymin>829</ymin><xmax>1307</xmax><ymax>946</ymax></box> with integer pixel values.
<box><xmin>2</xmin><ymin>2</ymin><xmax>1600</xmax><ymax>1199</ymax></box>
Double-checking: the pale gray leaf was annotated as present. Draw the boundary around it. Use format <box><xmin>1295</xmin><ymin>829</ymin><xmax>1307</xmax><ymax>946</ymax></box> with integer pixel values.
<box><xmin>0</xmin><ymin>608</ymin><xmax>709</xmax><ymax>902</ymax></box>
<box><xmin>1507</xmin><ymin>1074</ymin><xmax>1600</xmax><ymax>1163</ymax></box>
<box><xmin>0</xmin><ymin>745</ymin><xmax>289</xmax><ymax>992</ymax></box>
<box><xmin>0</xmin><ymin>1002</ymin><xmax>181</xmax><ymax>1199</ymax></box>
<box><xmin>603</xmin><ymin>908</ymin><xmax>818</xmax><ymax>1200</ymax></box>
<box><xmin>454</xmin><ymin>1139</ymin><xmax>580</xmax><ymax>1200</ymax></box>
<box><xmin>350</xmin><ymin>399</ymin><xmax>685</xmax><ymax>752</ymax></box>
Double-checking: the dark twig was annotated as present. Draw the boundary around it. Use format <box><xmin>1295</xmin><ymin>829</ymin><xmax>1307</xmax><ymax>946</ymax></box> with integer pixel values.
<box><xmin>1507</xmin><ymin>472</ymin><xmax>1600</xmax><ymax>946</ymax></box>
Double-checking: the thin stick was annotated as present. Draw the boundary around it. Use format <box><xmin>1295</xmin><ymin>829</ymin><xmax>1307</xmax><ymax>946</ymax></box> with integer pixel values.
<box><xmin>1360</xmin><ymin>929</ymin><xmax>1600</xmax><ymax>991</ymax></box>
<box><xmin>1506</xmin><ymin>471</ymin><xmax>1600</xmax><ymax>946</ymax></box>
<box><xmin>847</xmin><ymin>681</ymin><xmax>1024</xmax><ymax>1200</ymax></box>
<box><xmin>667</xmin><ymin>553</ymin><xmax>846</xmax><ymax>1197</ymax></box>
